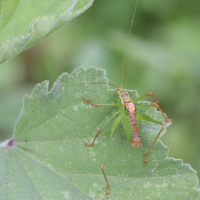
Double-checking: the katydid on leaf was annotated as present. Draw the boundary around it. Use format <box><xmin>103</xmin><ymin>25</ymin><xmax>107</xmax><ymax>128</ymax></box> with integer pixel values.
<box><xmin>80</xmin><ymin>0</ymin><xmax>174</xmax><ymax>198</ymax></box>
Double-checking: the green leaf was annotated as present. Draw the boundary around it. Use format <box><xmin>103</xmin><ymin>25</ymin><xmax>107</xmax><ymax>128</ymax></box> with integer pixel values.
<box><xmin>0</xmin><ymin>67</ymin><xmax>199</xmax><ymax>199</ymax></box>
<box><xmin>0</xmin><ymin>0</ymin><xmax>94</xmax><ymax>64</ymax></box>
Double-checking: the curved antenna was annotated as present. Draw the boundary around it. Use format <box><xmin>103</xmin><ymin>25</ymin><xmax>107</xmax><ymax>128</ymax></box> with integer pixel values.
<box><xmin>121</xmin><ymin>0</ymin><xmax>139</xmax><ymax>88</ymax></box>
<box><xmin>67</xmin><ymin>82</ymin><xmax>118</xmax><ymax>89</ymax></box>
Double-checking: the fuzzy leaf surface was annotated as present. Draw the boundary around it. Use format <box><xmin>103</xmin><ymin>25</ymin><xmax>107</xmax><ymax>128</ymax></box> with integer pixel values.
<box><xmin>0</xmin><ymin>67</ymin><xmax>199</xmax><ymax>199</ymax></box>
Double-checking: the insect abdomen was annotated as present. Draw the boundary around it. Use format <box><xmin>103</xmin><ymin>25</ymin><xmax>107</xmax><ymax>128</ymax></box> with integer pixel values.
<box><xmin>121</xmin><ymin>107</ymin><xmax>142</xmax><ymax>146</ymax></box>
<box><xmin>130</xmin><ymin>112</ymin><xmax>142</xmax><ymax>147</ymax></box>
<box><xmin>130</xmin><ymin>113</ymin><xmax>139</xmax><ymax>135</ymax></box>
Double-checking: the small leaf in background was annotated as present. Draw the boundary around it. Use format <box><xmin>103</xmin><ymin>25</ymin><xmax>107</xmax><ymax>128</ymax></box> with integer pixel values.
<box><xmin>0</xmin><ymin>0</ymin><xmax>94</xmax><ymax>64</ymax></box>
<box><xmin>0</xmin><ymin>67</ymin><xmax>199</xmax><ymax>199</ymax></box>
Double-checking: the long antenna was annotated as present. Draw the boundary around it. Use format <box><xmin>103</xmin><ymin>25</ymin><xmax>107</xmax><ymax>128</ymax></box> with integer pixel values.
<box><xmin>66</xmin><ymin>82</ymin><xmax>118</xmax><ymax>89</ymax></box>
<box><xmin>121</xmin><ymin>0</ymin><xmax>138</xmax><ymax>88</ymax></box>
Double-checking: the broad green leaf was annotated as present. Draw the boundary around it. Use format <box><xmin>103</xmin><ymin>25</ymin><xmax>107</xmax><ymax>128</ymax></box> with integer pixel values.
<box><xmin>0</xmin><ymin>0</ymin><xmax>94</xmax><ymax>64</ymax></box>
<box><xmin>0</xmin><ymin>67</ymin><xmax>199</xmax><ymax>199</ymax></box>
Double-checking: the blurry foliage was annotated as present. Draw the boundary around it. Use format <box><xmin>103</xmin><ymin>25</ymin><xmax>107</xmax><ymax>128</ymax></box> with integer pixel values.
<box><xmin>0</xmin><ymin>0</ymin><xmax>94</xmax><ymax>63</ymax></box>
<box><xmin>0</xmin><ymin>0</ymin><xmax>200</xmax><ymax>187</ymax></box>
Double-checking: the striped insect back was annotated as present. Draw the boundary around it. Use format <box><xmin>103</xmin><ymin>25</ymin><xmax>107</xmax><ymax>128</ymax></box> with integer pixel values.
<box><xmin>129</xmin><ymin>109</ymin><xmax>142</xmax><ymax>147</ymax></box>
<box><xmin>117</xmin><ymin>88</ymin><xmax>142</xmax><ymax>147</ymax></box>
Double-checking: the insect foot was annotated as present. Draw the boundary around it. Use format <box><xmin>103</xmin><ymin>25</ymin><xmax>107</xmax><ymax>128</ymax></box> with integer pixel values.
<box><xmin>82</xmin><ymin>97</ymin><xmax>98</xmax><ymax>107</ymax></box>
<box><xmin>101</xmin><ymin>164</ymin><xmax>110</xmax><ymax>199</ymax></box>
<box><xmin>84</xmin><ymin>142</ymin><xmax>93</xmax><ymax>147</ymax></box>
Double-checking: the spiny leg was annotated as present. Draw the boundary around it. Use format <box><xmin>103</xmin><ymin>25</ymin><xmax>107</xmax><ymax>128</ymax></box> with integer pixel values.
<box><xmin>136</xmin><ymin>104</ymin><xmax>174</xmax><ymax>122</ymax></box>
<box><xmin>100</xmin><ymin>115</ymin><xmax>121</xmax><ymax>198</ymax></box>
<box><xmin>101</xmin><ymin>163</ymin><xmax>110</xmax><ymax>198</ymax></box>
<box><xmin>136</xmin><ymin>100</ymin><xmax>174</xmax><ymax>123</ymax></box>
<box><xmin>151</xmin><ymin>100</ymin><xmax>174</xmax><ymax>122</ymax></box>
<box><xmin>82</xmin><ymin>97</ymin><xmax>120</xmax><ymax>146</ymax></box>
<box><xmin>138</xmin><ymin>112</ymin><xmax>165</xmax><ymax>166</ymax></box>
<box><xmin>85</xmin><ymin>111</ymin><xmax>120</xmax><ymax>146</ymax></box>
<box><xmin>144</xmin><ymin>122</ymin><xmax>165</xmax><ymax>165</ymax></box>
<box><xmin>132</xmin><ymin>92</ymin><xmax>174</xmax><ymax>122</ymax></box>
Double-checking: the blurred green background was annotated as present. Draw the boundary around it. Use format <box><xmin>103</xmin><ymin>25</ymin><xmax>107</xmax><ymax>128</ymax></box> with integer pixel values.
<box><xmin>0</xmin><ymin>0</ymin><xmax>199</xmax><ymax>187</ymax></box>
